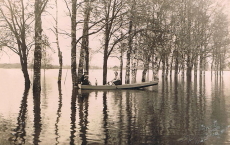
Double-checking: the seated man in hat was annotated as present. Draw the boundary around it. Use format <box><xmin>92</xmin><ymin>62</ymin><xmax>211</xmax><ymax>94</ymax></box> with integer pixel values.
<box><xmin>82</xmin><ymin>75</ymin><xmax>91</xmax><ymax>85</ymax></box>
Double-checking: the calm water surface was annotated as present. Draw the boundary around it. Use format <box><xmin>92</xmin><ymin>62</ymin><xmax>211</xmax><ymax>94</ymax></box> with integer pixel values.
<box><xmin>1</xmin><ymin>69</ymin><xmax>230</xmax><ymax>145</ymax></box>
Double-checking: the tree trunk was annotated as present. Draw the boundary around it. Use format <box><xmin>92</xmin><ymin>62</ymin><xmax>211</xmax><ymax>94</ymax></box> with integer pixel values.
<box><xmin>174</xmin><ymin>49</ymin><xmax>179</xmax><ymax>79</ymax></box>
<box><xmin>119</xmin><ymin>46</ymin><xmax>123</xmax><ymax>84</ymax></box>
<box><xmin>58</xmin><ymin>51</ymin><xmax>63</xmax><ymax>83</ymax></box>
<box><xmin>83</xmin><ymin>0</ymin><xmax>91</xmax><ymax>74</ymax></box>
<box><xmin>102</xmin><ymin>10</ymin><xmax>110</xmax><ymax>85</ymax></box>
<box><xmin>71</xmin><ymin>0</ymin><xmax>77</xmax><ymax>87</ymax></box>
<box><xmin>131</xmin><ymin>61</ymin><xmax>137</xmax><ymax>83</ymax></box>
<box><xmin>199</xmin><ymin>53</ymin><xmax>203</xmax><ymax>79</ymax></box>
<box><xmin>152</xmin><ymin>54</ymin><xmax>159</xmax><ymax>81</ymax></box>
<box><xmin>78</xmin><ymin>2</ymin><xmax>90</xmax><ymax>83</ymax></box>
<box><xmin>161</xmin><ymin>57</ymin><xmax>165</xmax><ymax>78</ymax></box>
<box><xmin>103</xmin><ymin>28</ymin><xmax>109</xmax><ymax>85</ymax></box>
<box><xmin>21</xmin><ymin>61</ymin><xmax>30</xmax><ymax>87</ymax></box>
<box><xmin>19</xmin><ymin>42</ymin><xmax>30</xmax><ymax>87</ymax></box>
<box><xmin>194</xmin><ymin>56</ymin><xmax>198</xmax><ymax>79</ymax></box>
<box><xmin>186</xmin><ymin>60</ymin><xmax>193</xmax><ymax>82</ymax></box>
<box><xmin>78</xmin><ymin>47</ymin><xmax>85</xmax><ymax>83</ymax></box>
<box><xmin>125</xmin><ymin>20</ymin><xmax>133</xmax><ymax>84</ymax></box>
<box><xmin>33</xmin><ymin>0</ymin><xmax>43</xmax><ymax>93</ymax></box>
<box><xmin>55</xmin><ymin>0</ymin><xmax>63</xmax><ymax>83</ymax></box>
<box><xmin>131</xmin><ymin>50</ymin><xmax>137</xmax><ymax>83</ymax></box>
<box><xmin>103</xmin><ymin>47</ymin><xmax>108</xmax><ymax>85</ymax></box>
<box><xmin>165</xmin><ymin>55</ymin><xmax>169</xmax><ymax>78</ymax></box>
<box><xmin>181</xmin><ymin>61</ymin><xmax>185</xmax><ymax>80</ymax></box>
<box><xmin>142</xmin><ymin>61</ymin><xmax>149</xmax><ymax>82</ymax></box>
<box><xmin>170</xmin><ymin>53</ymin><xmax>174</xmax><ymax>78</ymax></box>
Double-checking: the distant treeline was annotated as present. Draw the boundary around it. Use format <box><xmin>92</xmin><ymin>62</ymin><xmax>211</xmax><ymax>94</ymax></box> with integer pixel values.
<box><xmin>0</xmin><ymin>63</ymin><xmax>103</xmax><ymax>69</ymax></box>
<box><xmin>3</xmin><ymin>63</ymin><xmax>230</xmax><ymax>71</ymax></box>
<box><xmin>0</xmin><ymin>63</ymin><xmax>152</xmax><ymax>70</ymax></box>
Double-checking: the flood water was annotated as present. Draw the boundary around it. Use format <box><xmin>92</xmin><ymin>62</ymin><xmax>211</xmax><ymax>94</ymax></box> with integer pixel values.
<box><xmin>1</xmin><ymin>69</ymin><xmax>230</xmax><ymax>145</ymax></box>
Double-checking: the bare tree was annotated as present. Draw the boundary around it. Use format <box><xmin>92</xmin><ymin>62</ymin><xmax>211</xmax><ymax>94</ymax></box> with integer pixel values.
<box><xmin>99</xmin><ymin>0</ymin><xmax>125</xmax><ymax>85</ymax></box>
<box><xmin>0</xmin><ymin>0</ymin><xmax>34</xmax><ymax>87</ymax></box>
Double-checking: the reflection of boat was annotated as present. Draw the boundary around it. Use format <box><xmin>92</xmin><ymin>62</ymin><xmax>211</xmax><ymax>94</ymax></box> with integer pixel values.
<box><xmin>80</xmin><ymin>81</ymin><xmax>158</xmax><ymax>90</ymax></box>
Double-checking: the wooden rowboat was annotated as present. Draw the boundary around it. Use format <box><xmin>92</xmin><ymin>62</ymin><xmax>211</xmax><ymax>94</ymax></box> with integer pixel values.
<box><xmin>79</xmin><ymin>81</ymin><xmax>158</xmax><ymax>90</ymax></box>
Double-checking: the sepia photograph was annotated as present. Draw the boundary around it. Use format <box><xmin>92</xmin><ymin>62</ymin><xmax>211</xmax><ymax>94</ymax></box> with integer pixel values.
<box><xmin>0</xmin><ymin>0</ymin><xmax>230</xmax><ymax>144</ymax></box>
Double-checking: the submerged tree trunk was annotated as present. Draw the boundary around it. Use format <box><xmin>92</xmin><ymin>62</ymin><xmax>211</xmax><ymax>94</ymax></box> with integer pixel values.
<box><xmin>181</xmin><ymin>61</ymin><xmax>185</xmax><ymax>80</ymax></box>
<box><xmin>161</xmin><ymin>56</ymin><xmax>166</xmax><ymax>78</ymax></box>
<box><xmin>152</xmin><ymin>53</ymin><xmax>159</xmax><ymax>81</ymax></box>
<box><xmin>119</xmin><ymin>46</ymin><xmax>124</xmax><ymax>84</ymax></box>
<box><xmin>174</xmin><ymin>50</ymin><xmax>179</xmax><ymax>80</ymax></box>
<box><xmin>131</xmin><ymin>48</ymin><xmax>137</xmax><ymax>83</ymax></box>
<box><xmin>20</xmin><ymin>41</ymin><xmax>30</xmax><ymax>86</ymax></box>
<box><xmin>103</xmin><ymin>45</ymin><xmax>108</xmax><ymax>85</ymax></box>
<box><xmin>125</xmin><ymin>20</ymin><xmax>133</xmax><ymax>84</ymax></box>
<box><xmin>199</xmin><ymin>52</ymin><xmax>203</xmax><ymax>79</ymax></box>
<box><xmin>55</xmin><ymin>0</ymin><xmax>63</xmax><ymax>83</ymax></box>
<box><xmin>165</xmin><ymin>55</ymin><xmax>169</xmax><ymax>78</ymax></box>
<box><xmin>102</xmin><ymin>4</ymin><xmax>110</xmax><ymax>85</ymax></box>
<box><xmin>83</xmin><ymin>0</ymin><xmax>91</xmax><ymax>74</ymax></box>
<box><xmin>71</xmin><ymin>0</ymin><xmax>77</xmax><ymax>87</ymax></box>
<box><xmin>142</xmin><ymin>59</ymin><xmax>150</xmax><ymax>82</ymax></box>
<box><xmin>170</xmin><ymin>55</ymin><xmax>173</xmax><ymax>78</ymax></box>
<box><xmin>102</xmin><ymin>14</ymin><xmax>110</xmax><ymax>85</ymax></box>
<box><xmin>21</xmin><ymin>58</ymin><xmax>30</xmax><ymax>87</ymax></box>
<box><xmin>131</xmin><ymin>61</ymin><xmax>137</xmax><ymax>83</ymax></box>
<box><xmin>78</xmin><ymin>47</ymin><xmax>85</xmax><ymax>83</ymax></box>
<box><xmin>141</xmin><ymin>53</ymin><xmax>151</xmax><ymax>82</ymax></box>
<box><xmin>33</xmin><ymin>0</ymin><xmax>46</xmax><ymax>93</ymax></box>
<box><xmin>194</xmin><ymin>56</ymin><xmax>198</xmax><ymax>80</ymax></box>
<box><xmin>186</xmin><ymin>59</ymin><xmax>193</xmax><ymax>82</ymax></box>
<box><xmin>77</xmin><ymin>0</ymin><xmax>91</xmax><ymax>82</ymax></box>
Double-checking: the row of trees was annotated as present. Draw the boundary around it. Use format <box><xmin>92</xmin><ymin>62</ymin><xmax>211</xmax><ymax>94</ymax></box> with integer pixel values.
<box><xmin>70</xmin><ymin>0</ymin><xmax>229</xmax><ymax>85</ymax></box>
<box><xmin>0</xmin><ymin>0</ymin><xmax>230</xmax><ymax>90</ymax></box>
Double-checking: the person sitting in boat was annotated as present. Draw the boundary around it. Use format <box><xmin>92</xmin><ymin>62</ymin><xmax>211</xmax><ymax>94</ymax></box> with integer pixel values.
<box><xmin>111</xmin><ymin>71</ymin><xmax>122</xmax><ymax>85</ymax></box>
<box><xmin>82</xmin><ymin>75</ymin><xmax>91</xmax><ymax>85</ymax></box>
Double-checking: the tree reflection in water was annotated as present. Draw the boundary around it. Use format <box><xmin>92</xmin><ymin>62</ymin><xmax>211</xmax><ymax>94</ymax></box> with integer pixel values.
<box><xmin>102</xmin><ymin>91</ymin><xmax>109</xmax><ymax>144</ymax></box>
<box><xmin>55</xmin><ymin>82</ymin><xmax>62</xmax><ymax>145</ymax></box>
<box><xmin>4</xmin><ymin>71</ymin><xmax>230</xmax><ymax>144</ymax></box>
<box><xmin>70</xmin><ymin>88</ymin><xmax>77</xmax><ymax>144</ymax></box>
<box><xmin>11</xmin><ymin>85</ymin><xmax>30</xmax><ymax>144</ymax></box>
<box><xmin>78</xmin><ymin>90</ymin><xmax>89</xmax><ymax>145</ymax></box>
<box><xmin>33</xmin><ymin>90</ymin><xmax>42</xmax><ymax>145</ymax></box>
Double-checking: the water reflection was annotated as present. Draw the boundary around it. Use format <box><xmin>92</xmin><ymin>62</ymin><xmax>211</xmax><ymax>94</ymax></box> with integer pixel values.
<box><xmin>78</xmin><ymin>90</ymin><xmax>89</xmax><ymax>144</ymax></box>
<box><xmin>11</xmin><ymin>85</ymin><xmax>30</xmax><ymax>144</ymax></box>
<box><xmin>33</xmin><ymin>90</ymin><xmax>42</xmax><ymax>145</ymax></box>
<box><xmin>55</xmin><ymin>83</ymin><xmax>62</xmax><ymax>145</ymax></box>
<box><xmin>70</xmin><ymin>88</ymin><xmax>77</xmax><ymax>144</ymax></box>
<box><xmin>102</xmin><ymin>92</ymin><xmax>109</xmax><ymax>144</ymax></box>
<box><xmin>2</xmin><ymin>70</ymin><xmax>230</xmax><ymax>144</ymax></box>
